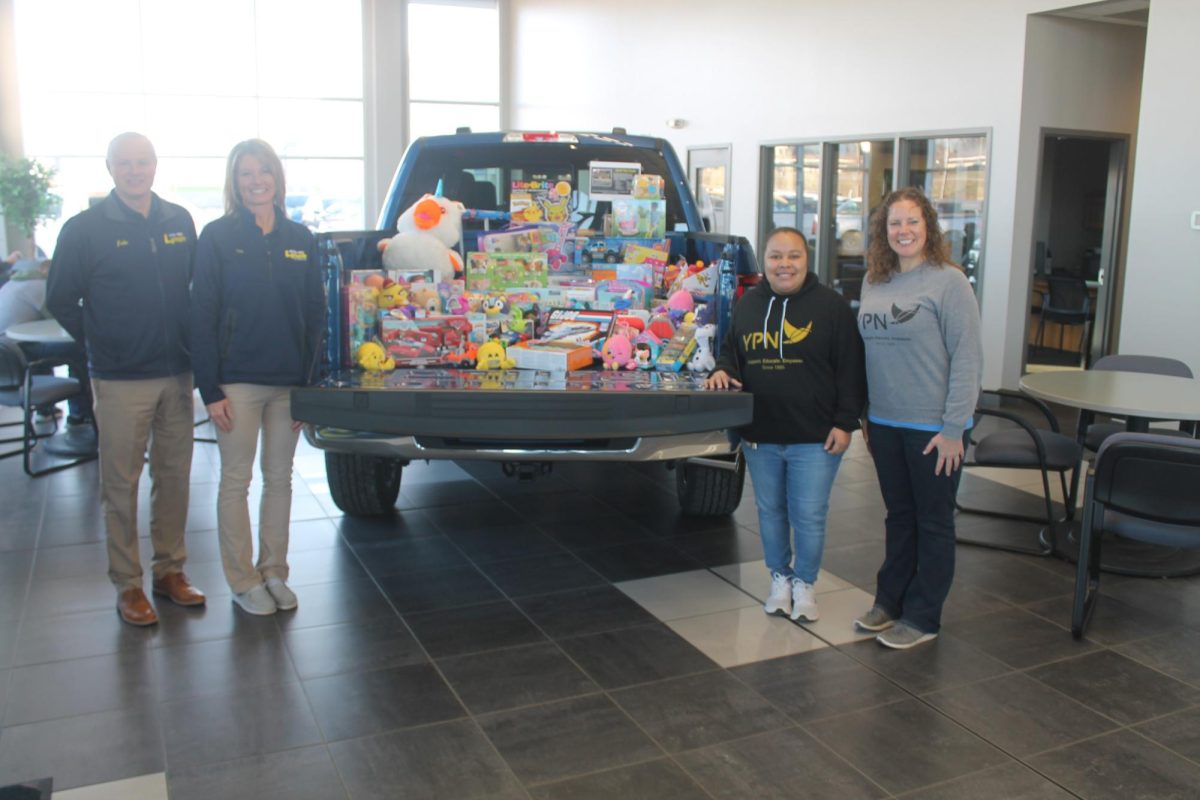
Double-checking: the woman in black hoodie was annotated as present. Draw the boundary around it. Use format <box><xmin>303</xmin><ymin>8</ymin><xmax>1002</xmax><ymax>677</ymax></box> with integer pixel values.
<box><xmin>707</xmin><ymin>227</ymin><xmax>866</xmax><ymax>622</ymax></box>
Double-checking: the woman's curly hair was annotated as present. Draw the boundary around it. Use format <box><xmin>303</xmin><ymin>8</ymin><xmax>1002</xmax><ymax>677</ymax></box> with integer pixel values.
<box><xmin>866</xmin><ymin>187</ymin><xmax>951</xmax><ymax>284</ymax></box>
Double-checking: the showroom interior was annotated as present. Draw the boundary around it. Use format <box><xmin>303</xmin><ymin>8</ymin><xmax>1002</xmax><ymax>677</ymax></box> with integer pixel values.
<box><xmin>1</xmin><ymin>0</ymin><xmax>1199</xmax><ymax>798</ymax></box>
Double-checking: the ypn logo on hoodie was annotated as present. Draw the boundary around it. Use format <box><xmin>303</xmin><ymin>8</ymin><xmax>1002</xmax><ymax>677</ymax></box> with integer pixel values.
<box><xmin>743</xmin><ymin>319</ymin><xmax>813</xmax><ymax>351</ymax></box>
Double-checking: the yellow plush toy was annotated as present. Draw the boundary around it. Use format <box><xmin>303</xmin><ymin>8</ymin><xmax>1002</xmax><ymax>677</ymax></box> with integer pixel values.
<box><xmin>475</xmin><ymin>339</ymin><xmax>515</xmax><ymax>370</ymax></box>
<box><xmin>356</xmin><ymin>341</ymin><xmax>395</xmax><ymax>371</ymax></box>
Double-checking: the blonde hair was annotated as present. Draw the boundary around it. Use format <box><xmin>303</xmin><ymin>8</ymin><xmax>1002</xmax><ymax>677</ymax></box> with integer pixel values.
<box><xmin>223</xmin><ymin>139</ymin><xmax>286</xmax><ymax>215</ymax></box>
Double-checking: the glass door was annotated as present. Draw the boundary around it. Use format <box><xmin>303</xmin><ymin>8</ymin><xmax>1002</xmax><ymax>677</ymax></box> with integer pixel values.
<box><xmin>822</xmin><ymin>139</ymin><xmax>894</xmax><ymax>307</ymax></box>
<box><xmin>687</xmin><ymin>146</ymin><xmax>731</xmax><ymax>234</ymax></box>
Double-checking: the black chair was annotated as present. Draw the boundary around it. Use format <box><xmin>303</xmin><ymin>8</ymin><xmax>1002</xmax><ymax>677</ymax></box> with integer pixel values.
<box><xmin>1072</xmin><ymin>433</ymin><xmax>1200</xmax><ymax>638</ymax></box>
<box><xmin>956</xmin><ymin>389</ymin><xmax>1083</xmax><ymax>555</ymax></box>
<box><xmin>1034</xmin><ymin>275</ymin><xmax>1091</xmax><ymax>361</ymax></box>
<box><xmin>0</xmin><ymin>338</ymin><xmax>96</xmax><ymax>476</ymax></box>
<box><xmin>1080</xmin><ymin>354</ymin><xmax>1196</xmax><ymax>452</ymax></box>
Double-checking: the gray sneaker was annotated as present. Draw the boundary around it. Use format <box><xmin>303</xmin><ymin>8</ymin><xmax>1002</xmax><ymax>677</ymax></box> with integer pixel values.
<box><xmin>876</xmin><ymin>621</ymin><xmax>938</xmax><ymax>650</ymax></box>
<box><xmin>232</xmin><ymin>583</ymin><xmax>278</xmax><ymax>616</ymax></box>
<box><xmin>265</xmin><ymin>578</ymin><xmax>298</xmax><ymax>611</ymax></box>
<box><xmin>854</xmin><ymin>606</ymin><xmax>895</xmax><ymax>632</ymax></box>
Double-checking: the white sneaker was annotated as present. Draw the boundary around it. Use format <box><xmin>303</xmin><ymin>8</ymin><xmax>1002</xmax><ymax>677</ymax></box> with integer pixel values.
<box><xmin>232</xmin><ymin>583</ymin><xmax>277</xmax><ymax>616</ymax></box>
<box><xmin>790</xmin><ymin>579</ymin><xmax>819</xmax><ymax>622</ymax></box>
<box><xmin>265</xmin><ymin>578</ymin><xmax>298</xmax><ymax>611</ymax></box>
<box><xmin>763</xmin><ymin>572</ymin><xmax>792</xmax><ymax>616</ymax></box>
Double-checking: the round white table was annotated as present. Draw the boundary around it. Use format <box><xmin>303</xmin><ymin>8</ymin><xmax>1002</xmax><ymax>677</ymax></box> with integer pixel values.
<box><xmin>5</xmin><ymin>318</ymin><xmax>74</xmax><ymax>344</ymax></box>
<box><xmin>1020</xmin><ymin>368</ymin><xmax>1200</xmax><ymax>576</ymax></box>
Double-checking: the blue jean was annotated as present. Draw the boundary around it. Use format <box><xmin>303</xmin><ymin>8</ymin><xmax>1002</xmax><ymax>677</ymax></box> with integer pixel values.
<box><xmin>868</xmin><ymin>422</ymin><xmax>966</xmax><ymax>634</ymax></box>
<box><xmin>742</xmin><ymin>441</ymin><xmax>843</xmax><ymax>584</ymax></box>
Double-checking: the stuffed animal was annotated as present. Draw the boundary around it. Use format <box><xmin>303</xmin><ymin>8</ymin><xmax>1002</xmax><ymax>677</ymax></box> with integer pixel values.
<box><xmin>632</xmin><ymin>332</ymin><xmax>661</xmax><ymax>370</ymax></box>
<box><xmin>666</xmin><ymin>289</ymin><xmax>695</xmax><ymax>325</ymax></box>
<box><xmin>356</xmin><ymin>341</ymin><xmax>395</xmax><ymax>372</ymax></box>
<box><xmin>409</xmin><ymin>284</ymin><xmax>441</xmax><ymax>316</ymax></box>
<box><xmin>378</xmin><ymin>183</ymin><xmax>464</xmax><ymax>284</ymax></box>
<box><xmin>377</xmin><ymin>280</ymin><xmax>408</xmax><ymax>311</ymax></box>
<box><xmin>688</xmin><ymin>324</ymin><xmax>716</xmax><ymax>373</ymax></box>
<box><xmin>476</xmin><ymin>339</ymin><xmax>515</xmax><ymax>370</ymax></box>
<box><xmin>601</xmin><ymin>334</ymin><xmax>637</xmax><ymax>370</ymax></box>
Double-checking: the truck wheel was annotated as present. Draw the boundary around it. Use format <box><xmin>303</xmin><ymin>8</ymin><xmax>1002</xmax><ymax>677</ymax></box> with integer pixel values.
<box><xmin>325</xmin><ymin>452</ymin><xmax>403</xmax><ymax>516</ymax></box>
<box><xmin>676</xmin><ymin>456</ymin><xmax>746</xmax><ymax>516</ymax></box>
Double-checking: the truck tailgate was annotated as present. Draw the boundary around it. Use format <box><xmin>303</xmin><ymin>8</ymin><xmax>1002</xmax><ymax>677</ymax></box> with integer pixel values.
<box><xmin>292</xmin><ymin>368</ymin><xmax>751</xmax><ymax>440</ymax></box>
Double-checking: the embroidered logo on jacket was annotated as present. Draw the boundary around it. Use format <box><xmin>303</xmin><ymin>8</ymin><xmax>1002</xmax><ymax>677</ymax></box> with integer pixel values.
<box><xmin>116</xmin><ymin>239</ymin><xmax>129</xmax><ymax>247</ymax></box>
<box><xmin>162</xmin><ymin>232</ymin><xmax>188</xmax><ymax>245</ymax></box>
<box><xmin>283</xmin><ymin>249</ymin><xmax>308</xmax><ymax>262</ymax></box>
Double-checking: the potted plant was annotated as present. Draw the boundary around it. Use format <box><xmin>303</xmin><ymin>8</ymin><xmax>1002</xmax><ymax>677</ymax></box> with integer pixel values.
<box><xmin>0</xmin><ymin>155</ymin><xmax>60</xmax><ymax>253</ymax></box>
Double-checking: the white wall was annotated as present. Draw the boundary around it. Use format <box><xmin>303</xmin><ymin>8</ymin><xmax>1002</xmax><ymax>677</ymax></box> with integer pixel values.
<box><xmin>1119</xmin><ymin>0</ymin><xmax>1200</xmax><ymax>374</ymax></box>
<box><xmin>507</xmin><ymin>0</ymin><xmax>1150</xmax><ymax>388</ymax></box>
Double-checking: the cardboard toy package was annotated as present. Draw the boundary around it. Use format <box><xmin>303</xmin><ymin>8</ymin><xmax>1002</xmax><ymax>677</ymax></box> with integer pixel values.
<box><xmin>380</xmin><ymin>314</ymin><xmax>485</xmax><ymax>366</ymax></box>
<box><xmin>509</xmin><ymin>339</ymin><xmax>595</xmax><ymax>371</ymax></box>
<box><xmin>610</xmin><ymin>198</ymin><xmax>666</xmax><ymax>239</ymax></box>
<box><xmin>465</xmin><ymin>252</ymin><xmax>549</xmax><ymax>292</ymax></box>
<box><xmin>540</xmin><ymin>308</ymin><xmax>616</xmax><ymax>344</ymax></box>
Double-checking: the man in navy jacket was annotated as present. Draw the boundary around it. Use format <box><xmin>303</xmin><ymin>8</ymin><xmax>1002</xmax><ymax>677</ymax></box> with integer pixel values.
<box><xmin>47</xmin><ymin>132</ymin><xmax>206</xmax><ymax>626</ymax></box>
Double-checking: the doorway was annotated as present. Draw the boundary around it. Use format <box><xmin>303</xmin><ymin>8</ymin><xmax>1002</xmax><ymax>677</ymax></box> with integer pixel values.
<box><xmin>1027</xmin><ymin>131</ymin><xmax>1128</xmax><ymax>370</ymax></box>
<box><xmin>688</xmin><ymin>145</ymin><xmax>731</xmax><ymax>234</ymax></box>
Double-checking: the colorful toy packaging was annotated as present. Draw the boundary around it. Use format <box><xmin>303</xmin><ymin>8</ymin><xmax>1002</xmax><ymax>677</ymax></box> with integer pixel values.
<box><xmin>611</xmin><ymin>199</ymin><xmax>666</xmax><ymax>239</ymax></box>
<box><xmin>509</xmin><ymin>339</ymin><xmax>594</xmax><ymax>371</ymax></box>
<box><xmin>541</xmin><ymin>308</ymin><xmax>616</xmax><ymax>344</ymax></box>
<box><xmin>465</xmin><ymin>252</ymin><xmax>549</xmax><ymax>292</ymax></box>
<box><xmin>632</xmin><ymin>173</ymin><xmax>664</xmax><ymax>200</ymax></box>
<box><xmin>380</xmin><ymin>314</ymin><xmax>484</xmax><ymax>367</ymax></box>
<box><xmin>510</xmin><ymin>174</ymin><xmax>573</xmax><ymax>223</ymax></box>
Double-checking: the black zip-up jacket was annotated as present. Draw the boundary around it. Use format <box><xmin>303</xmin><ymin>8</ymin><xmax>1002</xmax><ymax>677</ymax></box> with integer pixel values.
<box><xmin>714</xmin><ymin>273</ymin><xmax>867</xmax><ymax>444</ymax></box>
<box><xmin>46</xmin><ymin>191</ymin><xmax>195</xmax><ymax>379</ymax></box>
<box><xmin>190</xmin><ymin>206</ymin><xmax>325</xmax><ymax>405</ymax></box>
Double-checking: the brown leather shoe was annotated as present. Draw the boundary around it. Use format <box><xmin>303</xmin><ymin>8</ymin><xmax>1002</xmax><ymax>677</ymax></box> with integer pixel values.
<box><xmin>152</xmin><ymin>572</ymin><xmax>206</xmax><ymax>607</ymax></box>
<box><xmin>117</xmin><ymin>588</ymin><xmax>159</xmax><ymax>626</ymax></box>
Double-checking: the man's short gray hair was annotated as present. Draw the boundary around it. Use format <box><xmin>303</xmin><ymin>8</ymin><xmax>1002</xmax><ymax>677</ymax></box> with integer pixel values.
<box><xmin>106</xmin><ymin>132</ymin><xmax>156</xmax><ymax>164</ymax></box>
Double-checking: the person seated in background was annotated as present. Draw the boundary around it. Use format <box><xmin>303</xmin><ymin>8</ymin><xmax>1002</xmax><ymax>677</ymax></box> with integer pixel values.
<box><xmin>0</xmin><ymin>257</ymin><xmax>93</xmax><ymax>425</ymax></box>
<box><xmin>0</xmin><ymin>250</ymin><xmax>23</xmax><ymax>286</ymax></box>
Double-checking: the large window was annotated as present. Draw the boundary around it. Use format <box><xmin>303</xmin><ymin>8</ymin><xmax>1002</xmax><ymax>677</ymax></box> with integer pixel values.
<box><xmin>408</xmin><ymin>0</ymin><xmax>500</xmax><ymax>141</ymax></box>
<box><xmin>14</xmin><ymin>0</ymin><xmax>365</xmax><ymax>251</ymax></box>
<box><xmin>760</xmin><ymin>132</ymin><xmax>989</xmax><ymax>303</ymax></box>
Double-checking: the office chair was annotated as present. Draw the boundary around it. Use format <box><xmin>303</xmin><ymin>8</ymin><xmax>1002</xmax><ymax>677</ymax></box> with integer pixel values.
<box><xmin>1072</xmin><ymin>433</ymin><xmax>1200</xmax><ymax>638</ymax></box>
<box><xmin>1034</xmin><ymin>275</ymin><xmax>1091</xmax><ymax>362</ymax></box>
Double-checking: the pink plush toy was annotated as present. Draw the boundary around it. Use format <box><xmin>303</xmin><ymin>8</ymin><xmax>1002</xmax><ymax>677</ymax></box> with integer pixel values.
<box><xmin>666</xmin><ymin>289</ymin><xmax>695</xmax><ymax>324</ymax></box>
<box><xmin>601</xmin><ymin>334</ymin><xmax>637</xmax><ymax>370</ymax></box>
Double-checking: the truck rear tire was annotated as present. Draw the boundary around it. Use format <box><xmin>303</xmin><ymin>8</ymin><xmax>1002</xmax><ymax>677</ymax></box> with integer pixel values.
<box><xmin>325</xmin><ymin>452</ymin><xmax>403</xmax><ymax>516</ymax></box>
<box><xmin>676</xmin><ymin>456</ymin><xmax>746</xmax><ymax>516</ymax></box>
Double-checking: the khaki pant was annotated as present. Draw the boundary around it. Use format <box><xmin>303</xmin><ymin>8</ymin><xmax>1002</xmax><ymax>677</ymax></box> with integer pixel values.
<box><xmin>92</xmin><ymin>374</ymin><xmax>195</xmax><ymax>591</ymax></box>
<box><xmin>215</xmin><ymin>383</ymin><xmax>300</xmax><ymax>593</ymax></box>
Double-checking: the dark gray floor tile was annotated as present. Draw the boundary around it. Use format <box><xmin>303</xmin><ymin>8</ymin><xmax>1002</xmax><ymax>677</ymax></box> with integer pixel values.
<box><xmin>271</xmin><ymin>577</ymin><xmax>399</xmax><ymax>630</ymax></box>
<box><xmin>377</xmin><ymin>565</ymin><xmax>503</xmax><ymax>613</ymax></box>
<box><xmin>531</xmin><ymin>758</ymin><xmax>710</xmax><ymax>800</ymax></box>
<box><xmin>1029</xmin><ymin>728</ymin><xmax>1200</xmax><ymax>800</ymax></box>
<box><xmin>515</xmin><ymin>585</ymin><xmax>657</xmax><ymax>639</ymax></box>
<box><xmin>924</xmin><ymin>672</ymin><xmax>1119</xmax><ymax>757</ymax></box>
<box><xmin>557</xmin><ymin>622</ymin><xmax>717</xmax><ymax>689</ymax></box>
<box><xmin>477</xmin><ymin>551</ymin><xmax>607</xmax><ymax>598</ymax></box>
<box><xmin>12</xmin><ymin>606</ymin><xmax>157</xmax><ymax>666</ymax></box>
<box><xmin>950</xmin><ymin>548</ymin><xmax>1074</xmax><ymax>605</ymax></box>
<box><xmin>1025</xmin><ymin>592</ymin><xmax>1182</xmax><ymax>646</ymax></box>
<box><xmin>1094</xmin><ymin>573</ymin><xmax>1200</xmax><ymax>628</ymax></box>
<box><xmin>943</xmin><ymin>607</ymin><xmax>1098</xmax><ymax>669</ymax></box>
<box><xmin>23</xmin><ymin>573</ymin><xmax>117</xmax><ymax>619</ymax></box>
<box><xmin>438</xmin><ymin>642</ymin><xmax>599</xmax><ymax>715</ymax></box>
<box><xmin>152</xmin><ymin>628</ymin><xmax>296</xmax><ymax>701</ymax></box>
<box><xmin>148</xmin><ymin>597</ymin><xmax>278</xmax><ymax>647</ymax></box>
<box><xmin>572</xmin><ymin>540</ymin><xmax>700</xmax><ymax>582</ymax></box>
<box><xmin>3</xmin><ymin>649</ymin><xmax>158</xmax><ymax>726</ymax></box>
<box><xmin>731</xmin><ymin>648</ymin><xmax>901</xmax><ymax>724</ymax></box>
<box><xmin>329</xmin><ymin>718</ymin><xmax>525</xmax><ymax>800</ymax></box>
<box><xmin>281</xmin><ymin>615</ymin><xmax>426</xmax><ymax>680</ymax></box>
<box><xmin>0</xmin><ymin>708</ymin><xmax>162</xmax><ymax>791</ymax></box>
<box><xmin>420</xmin><ymin>497</ymin><xmax>520</xmax><ymax>528</ymax></box>
<box><xmin>303</xmin><ymin>662</ymin><xmax>464</xmax><ymax>741</ymax></box>
<box><xmin>161</xmin><ymin>681</ymin><xmax>321</xmax><ymax>771</ymax></box>
<box><xmin>29</xmin><ymin>541</ymin><xmax>111</xmax><ymax>582</ymax></box>
<box><xmin>939</xmin><ymin>582</ymin><xmax>1013</xmax><ymax>624</ymax></box>
<box><xmin>351</xmin><ymin>535</ymin><xmax>469</xmax><ymax>578</ymax></box>
<box><xmin>284</xmin><ymin>543</ymin><xmax>369</xmax><ymax>586</ymax></box>
<box><xmin>807</xmin><ymin>698</ymin><xmax>1007</xmax><ymax>795</ymax></box>
<box><xmin>0</xmin><ymin>552</ymin><xmax>32</xmax><ymax>611</ymax></box>
<box><xmin>168</xmin><ymin>744</ymin><xmax>348</xmax><ymax>800</ymax></box>
<box><xmin>677</xmin><ymin>726</ymin><xmax>885</xmax><ymax>799</ymax></box>
<box><xmin>285</xmin><ymin>518</ymin><xmax>343</xmax><ymax>553</ymax></box>
<box><xmin>841</xmin><ymin>633</ymin><xmax>1011</xmax><ymax>695</ymax></box>
<box><xmin>820</xmin><ymin>542</ymin><xmax>887</xmax><ymax>588</ymax></box>
<box><xmin>478</xmin><ymin>693</ymin><xmax>662</xmax><ymax>784</ymax></box>
<box><xmin>538</xmin><ymin>513</ymin><xmax>657</xmax><ymax>550</ymax></box>
<box><xmin>405</xmin><ymin>600</ymin><xmax>545</xmax><ymax>658</ymax></box>
<box><xmin>665</xmin><ymin>527</ymin><xmax>765</xmax><ymax>567</ymax></box>
<box><xmin>1135</xmin><ymin>706</ymin><xmax>1200</xmax><ymax>762</ymax></box>
<box><xmin>1029</xmin><ymin>649</ymin><xmax>1200</xmax><ymax>725</ymax></box>
<box><xmin>0</xmin><ymin>616</ymin><xmax>20</xmax><ymax>670</ymax></box>
<box><xmin>446</xmin><ymin>523</ymin><xmax>567</xmax><ymax>564</ymax></box>
<box><xmin>335</xmin><ymin>509</ymin><xmax>442</xmax><ymax>545</ymax></box>
<box><xmin>1113</xmin><ymin>629</ymin><xmax>1200</xmax><ymax>686</ymax></box>
<box><xmin>611</xmin><ymin>670</ymin><xmax>790</xmax><ymax>753</ymax></box>
<box><xmin>898</xmin><ymin>762</ymin><xmax>1076</xmax><ymax>799</ymax></box>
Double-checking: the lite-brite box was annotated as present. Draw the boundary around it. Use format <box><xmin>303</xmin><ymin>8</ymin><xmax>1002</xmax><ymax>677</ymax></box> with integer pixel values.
<box><xmin>510</xmin><ymin>339</ymin><xmax>594</xmax><ymax>371</ymax></box>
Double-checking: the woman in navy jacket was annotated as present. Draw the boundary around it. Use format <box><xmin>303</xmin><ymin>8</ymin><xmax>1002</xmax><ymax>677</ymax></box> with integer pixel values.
<box><xmin>191</xmin><ymin>139</ymin><xmax>325</xmax><ymax>615</ymax></box>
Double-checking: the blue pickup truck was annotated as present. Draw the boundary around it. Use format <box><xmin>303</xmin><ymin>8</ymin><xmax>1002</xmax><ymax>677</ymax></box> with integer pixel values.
<box><xmin>291</xmin><ymin>130</ymin><xmax>758</xmax><ymax>518</ymax></box>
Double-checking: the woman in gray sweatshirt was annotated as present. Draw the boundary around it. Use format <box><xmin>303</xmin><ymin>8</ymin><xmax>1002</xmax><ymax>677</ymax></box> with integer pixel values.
<box><xmin>853</xmin><ymin>188</ymin><xmax>982</xmax><ymax>650</ymax></box>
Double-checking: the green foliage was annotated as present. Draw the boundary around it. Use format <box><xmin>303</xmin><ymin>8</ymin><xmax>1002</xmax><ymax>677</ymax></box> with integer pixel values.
<box><xmin>0</xmin><ymin>156</ymin><xmax>60</xmax><ymax>238</ymax></box>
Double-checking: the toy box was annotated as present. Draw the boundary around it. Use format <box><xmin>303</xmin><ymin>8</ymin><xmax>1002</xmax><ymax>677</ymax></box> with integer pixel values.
<box><xmin>380</xmin><ymin>314</ymin><xmax>483</xmax><ymax>366</ymax></box>
<box><xmin>510</xmin><ymin>173</ymin><xmax>573</xmax><ymax>224</ymax></box>
<box><xmin>510</xmin><ymin>339</ymin><xmax>594</xmax><ymax>371</ymax></box>
<box><xmin>611</xmin><ymin>198</ymin><xmax>666</xmax><ymax>239</ymax></box>
<box><xmin>575</xmin><ymin>236</ymin><xmax>669</xmax><ymax>267</ymax></box>
<box><xmin>465</xmin><ymin>252</ymin><xmax>549</xmax><ymax>292</ymax></box>
<box><xmin>632</xmin><ymin>173</ymin><xmax>664</xmax><ymax>200</ymax></box>
<box><xmin>656</xmin><ymin>323</ymin><xmax>698</xmax><ymax>371</ymax></box>
<box><xmin>541</xmin><ymin>307</ymin><xmax>616</xmax><ymax>344</ymax></box>
<box><xmin>596</xmin><ymin>279</ymin><xmax>651</xmax><ymax>312</ymax></box>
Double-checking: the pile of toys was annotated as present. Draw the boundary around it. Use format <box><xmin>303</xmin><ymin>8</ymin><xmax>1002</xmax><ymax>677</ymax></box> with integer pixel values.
<box><xmin>351</xmin><ymin>173</ymin><xmax>724</xmax><ymax>374</ymax></box>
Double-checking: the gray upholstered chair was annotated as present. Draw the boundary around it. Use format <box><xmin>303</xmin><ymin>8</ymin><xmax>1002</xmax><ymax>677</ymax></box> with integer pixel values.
<box><xmin>956</xmin><ymin>389</ymin><xmax>1083</xmax><ymax>555</ymax></box>
<box><xmin>1072</xmin><ymin>433</ymin><xmax>1200</xmax><ymax>638</ymax></box>
<box><xmin>0</xmin><ymin>338</ymin><xmax>96</xmax><ymax>476</ymax></box>
<box><xmin>1081</xmin><ymin>354</ymin><xmax>1196</xmax><ymax>452</ymax></box>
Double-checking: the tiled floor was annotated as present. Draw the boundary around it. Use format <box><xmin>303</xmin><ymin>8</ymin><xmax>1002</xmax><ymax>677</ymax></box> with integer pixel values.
<box><xmin>1</xmin><ymin>409</ymin><xmax>1199</xmax><ymax>799</ymax></box>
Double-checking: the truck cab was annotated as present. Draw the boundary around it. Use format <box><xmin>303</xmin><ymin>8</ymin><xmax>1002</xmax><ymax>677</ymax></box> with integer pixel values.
<box><xmin>291</xmin><ymin>130</ymin><xmax>757</xmax><ymax>518</ymax></box>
